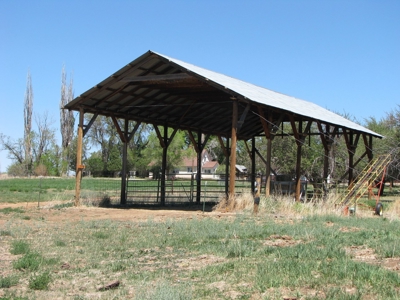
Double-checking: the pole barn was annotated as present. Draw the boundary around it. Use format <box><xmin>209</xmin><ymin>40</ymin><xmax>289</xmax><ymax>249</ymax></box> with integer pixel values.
<box><xmin>64</xmin><ymin>50</ymin><xmax>382</xmax><ymax>206</ymax></box>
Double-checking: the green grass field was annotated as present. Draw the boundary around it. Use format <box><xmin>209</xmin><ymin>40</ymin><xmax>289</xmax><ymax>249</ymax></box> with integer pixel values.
<box><xmin>0</xmin><ymin>177</ymin><xmax>122</xmax><ymax>204</ymax></box>
<box><xmin>1</xmin><ymin>178</ymin><xmax>400</xmax><ymax>299</ymax></box>
<box><xmin>1</xmin><ymin>205</ymin><xmax>400</xmax><ymax>299</ymax></box>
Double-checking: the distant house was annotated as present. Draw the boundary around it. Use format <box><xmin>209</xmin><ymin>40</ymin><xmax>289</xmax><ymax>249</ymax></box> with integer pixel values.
<box><xmin>174</xmin><ymin>150</ymin><xmax>219</xmax><ymax>179</ymax></box>
<box><xmin>235</xmin><ymin>165</ymin><xmax>248</xmax><ymax>179</ymax></box>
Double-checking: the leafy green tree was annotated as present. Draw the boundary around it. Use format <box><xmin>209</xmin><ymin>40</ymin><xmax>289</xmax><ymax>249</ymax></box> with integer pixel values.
<box><xmin>142</xmin><ymin>128</ymin><xmax>187</xmax><ymax>176</ymax></box>
<box><xmin>365</xmin><ymin>108</ymin><xmax>400</xmax><ymax>186</ymax></box>
<box><xmin>85</xmin><ymin>151</ymin><xmax>103</xmax><ymax>177</ymax></box>
<box><xmin>106</xmin><ymin>144</ymin><xmax>122</xmax><ymax>175</ymax></box>
<box><xmin>37</xmin><ymin>143</ymin><xmax>61</xmax><ymax>176</ymax></box>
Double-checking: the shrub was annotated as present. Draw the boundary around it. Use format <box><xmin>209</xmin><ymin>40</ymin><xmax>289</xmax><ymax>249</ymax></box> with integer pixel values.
<box><xmin>34</xmin><ymin>164</ymin><xmax>48</xmax><ymax>176</ymax></box>
<box><xmin>28</xmin><ymin>272</ymin><xmax>51</xmax><ymax>290</ymax></box>
<box><xmin>0</xmin><ymin>275</ymin><xmax>19</xmax><ymax>288</ymax></box>
<box><xmin>99</xmin><ymin>195</ymin><xmax>112</xmax><ymax>207</ymax></box>
<box><xmin>0</xmin><ymin>207</ymin><xmax>24</xmax><ymax>214</ymax></box>
<box><xmin>10</xmin><ymin>240</ymin><xmax>30</xmax><ymax>255</ymax></box>
<box><xmin>0</xmin><ymin>230</ymin><xmax>12</xmax><ymax>236</ymax></box>
<box><xmin>13</xmin><ymin>252</ymin><xmax>42</xmax><ymax>271</ymax></box>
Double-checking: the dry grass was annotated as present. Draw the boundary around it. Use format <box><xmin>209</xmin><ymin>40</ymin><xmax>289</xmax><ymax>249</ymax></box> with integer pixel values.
<box><xmin>384</xmin><ymin>199</ymin><xmax>400</xmax><ymax>221</ymax></box>
<box><xmin>214</xmin><ymin>192</ymin><xmax>254</xmax><ymax>212</ymax></box>
<box><xmin>214</xmin><ymin>191</ymin><xmax>400</xmax><ymax>220</ymax></box>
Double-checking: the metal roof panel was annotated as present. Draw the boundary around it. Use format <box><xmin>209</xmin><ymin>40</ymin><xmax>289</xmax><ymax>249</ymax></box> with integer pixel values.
<box><xmin>153</xmin><ymin>51</ymin><xmax>381</xmax><ymax>138</ymax></box>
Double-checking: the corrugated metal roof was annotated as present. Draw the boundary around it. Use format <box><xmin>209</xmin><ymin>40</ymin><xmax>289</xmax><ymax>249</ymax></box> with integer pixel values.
<box><xmin>153</xmin><ymin>51</ymin><xmax>381</xmax><ymax>138</ymax></box>
<box><xmin>65</xmin><ymin>50</ymin><xmax>382</xmax><ymax>139</ymax></box>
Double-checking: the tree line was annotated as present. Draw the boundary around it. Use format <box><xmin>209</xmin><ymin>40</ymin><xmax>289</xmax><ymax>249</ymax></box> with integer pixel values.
<box><xmin>1</xmin><ymin>70</ymin><xmax>399</xmax><ymax>185</ymax></box>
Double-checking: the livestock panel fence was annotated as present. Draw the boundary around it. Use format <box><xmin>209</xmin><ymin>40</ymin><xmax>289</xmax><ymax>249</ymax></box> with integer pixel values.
<box><xmin>126</xmin><ymin>173</ymin><xmax>252</xmax><ymax>204</ymax></box>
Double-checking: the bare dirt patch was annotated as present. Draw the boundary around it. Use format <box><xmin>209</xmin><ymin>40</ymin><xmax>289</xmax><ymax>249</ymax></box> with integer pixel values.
<box><xmin>0</xmin><ymin>200</ymin><xmax>236</xmax><ymax>227</ymax></box>
<box><xmin>263</xmin><ymin>234</ymin><xmax>301</xmax><ymax>247</ymax></box>
<box><xmin>345</xmin><ymin>245</ymin><xmax>400</xmax><ymax>274</ymax></box>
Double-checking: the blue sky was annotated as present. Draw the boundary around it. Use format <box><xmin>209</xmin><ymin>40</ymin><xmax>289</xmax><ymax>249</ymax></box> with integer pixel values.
<box><xmin>1</xmin><ymin>0</ymin><xmax>399</xmax><ymax>171</ymax></box>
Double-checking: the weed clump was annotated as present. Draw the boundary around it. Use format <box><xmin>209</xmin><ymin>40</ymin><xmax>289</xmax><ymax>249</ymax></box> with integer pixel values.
<box><xmin>13</xmin><ymin>252</ymin><xmax>43</xmax><ymax>271</ymax></box>
<box><xmin>0</xmin><ymin>275</ymin><xmax>19</xmax><ymax>288</ymax></box>
<box><xmin>28</xmin><ymin>271</ymin><xmax>51</xmax><ymax>290</ymax></box>
<box><xmin>10</xmin><ymin>240</ymin><xmax>30</xmax><ymax>255</ymax></box>
<box><xmin>214</xmin><ymin>192</ymin><xmax>254</xmax><ymax>212</ymax></box>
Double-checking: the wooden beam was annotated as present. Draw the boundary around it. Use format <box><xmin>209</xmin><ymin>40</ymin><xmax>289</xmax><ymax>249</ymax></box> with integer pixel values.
<box><xmin>197</xmin><ymin>129</ymin><xmax>202</xmax><ymax>203</ymax></box>
<box><xmin>253</xmin><ymin>148</ymin><xmax>277</xmax><ymax>176</ymax></box>
<box><xmin>161</xmin><ymin>125</ymin><xmax>168</xmax><ymax>206</ymax></box>
<box><xmin>229</xmin><ymin>100</ymin><xmax>238</xmax><ymax>198</ymax></box>
<box><xmin>362</xmin><ymin>133</ymin><xmax>373</xmax><ymax>161</ymax></box>
<box><xmin>71</xmin><ymin>55</ymin><xmax>157</xmax><ymax>106</ymax></box>
<box><xmin>265</xmin><ymin>138</ymin><xmax>272</xmax><ymax>196</ymax></box>
<box><xmin>217</xmin><ymin>135</ymin><xmax>229</xmax><ymax>158</ymax></box>
<box><xmin>187</xmin><ymin>130</ymin><xmax>199</xmax><ymax>153</ymax></box>
<box><xmin>111</xmin><ymin>116</ymin><xmax>126</xmax><ymax>143</ymax></box>
<box><xmin>225</xmin><ymin>137</ymin><xmax>230</xmax><ymax>196</ymax></box>
<box><xmin>316</xmin><ymin>121</ymin><xmax>329</xmax><ymax>151</ymax></box>
<box><xmin>122</xmin><ymin>73</ymin><xmax>192</xmax><ymax>83</ymax></box>
<box><xmin>168</xmin><ymin>128</ymin><xmax>178</xmax><ymax>147</ymax></box>
<box><xmin>120</xmin><ymin>120</ymin><xmax>142</xmax><ymax>205</ymax></box>
<box><xmin>120</xmin><ymin>119</ymin><xmax>129</xmax><ymax>205</ymax></box>
<box><xmin>74</xmin><ymin>108</ymin><xmax>84</xmax><ymax>206</ymax></box>
<box><xmin>295</xmin><ymin>121</ymin><xmax>303</xmax><ymax>202</ymax></box>
<box><xmin>289</xmin><ymin>114</ymin><xmax>300</xmax><ymax>142</ymax></box>
<box><xmin>244</xmin><ymin>140</ymin><xmax>252</xmax><ymax>160</ymax></box>
<box><xmin>258</xmin><ymin>106</ymin><xmax>271</xmax><ymax>139</ymax></box>
<box><xmin>153</xmin><ymin>125</ymin><xmax>165</xmax><ymax>148</ymax></box>
<box><xmin>127</xmin><ymin>122</ymin><xmax>141</xmax><ymax>143</ymax></box>
<box><xmin>83</xmin><ymin>113</ymin><xmax>98</xmax><ymax>137</ymax></box>
<box><xmin>237</xmin><ymin>103</ymin><xmax>250</xmax><ymax>133</ymax></box>
<box><xmin>251</xmin><ymin>138</ymin><xmax>256</xmax><ymax>194</ymax></box>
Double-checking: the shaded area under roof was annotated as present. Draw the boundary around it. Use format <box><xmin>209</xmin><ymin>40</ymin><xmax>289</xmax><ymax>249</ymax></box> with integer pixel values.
<box><xmin>65</xmin><ymin>50</ymin><xmax>381</xmax><ymax>140</ymax></box>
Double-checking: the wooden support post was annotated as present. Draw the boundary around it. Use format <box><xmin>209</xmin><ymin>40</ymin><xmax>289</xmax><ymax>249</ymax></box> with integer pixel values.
<box><xmin>257</xmin><ymin>106</ymin><xmax>273</xmax><ymax>197</ymax></box>
<box><xmin>322</xmin><ymin>125</ymin><xmax>330</xmax><ymax>185</ymax></box>
<box><xmin>225</xmin><ymin>138</ymin><xmax>230</xmax><ymax>196</ymax></box>
<box><xmin>290</xmin><ymin>117</ymin><xmax>303</xmax><ymax>202</ymax></box>
<box><xmin>196</xmin><ymin>129</ymin><xmax>202</xmax><ymax>204</ymax></box>
<box><xmin>265</xmin><ymin>138</ymin><xmax>272</xmax><ymax>197</ymax></box>
<box><xmin>74</xmin><ymin>108</ymin><xmax>84</xmax><ymax>206</ymax></box>
<box><xmin>154</xmin><ymin>124</ymin><xmax>178</xmax><ymax>206</ymax></box>
<box><xmin>120</xmin><ymin>119</ymin><xmax>129</xmax><ymax>205</ymax></box>
<box><xmin>254</xmin><ymin>174</ymin><xmax>261</xmax><ymax>214</ymax></box>
<box><xmin>217</xmin><ymin>135</ymin><xmax>230</xmax><ymax>196</ymax></box>
<box><xmin>295</xmin><ymin>142</ymin><xmax>302</xmax><ymax>202</ymax></box>
<box><xmin>348</xmin><ymin>132</ymin><xmax>355</xmax><ymax>188</ymax></box>
<box><xmin>229</xmin><ymin>99</ymin><xmax>238</xmax><ymax>199</ymax></box>
<box><xmin>161</xmin><ymin>125</ymin><xmax>168</xmax><ymax>206</ymax></box>
<box><xmin>251</xmin><ymin>137</ymin><xmax>256</xmax><ymax>194</ymax></box>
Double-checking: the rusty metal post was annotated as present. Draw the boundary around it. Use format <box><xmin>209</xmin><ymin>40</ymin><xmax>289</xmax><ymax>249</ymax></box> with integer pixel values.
<box><xmin>74</xmin><ymin>108</ymin><xmax>84</xmax><ymax>206</ymax></box>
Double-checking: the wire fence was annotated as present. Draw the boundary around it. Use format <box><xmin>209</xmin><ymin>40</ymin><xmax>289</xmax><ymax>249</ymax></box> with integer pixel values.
<box><xmin>79</xmin><ymin>174</ymin><xmax>399</xmax><ymax>205</ymax></box>
<box><xmin>126</xmin><ymin>174</ymin><xmax>252</xmax><ymax>204</ymax></box>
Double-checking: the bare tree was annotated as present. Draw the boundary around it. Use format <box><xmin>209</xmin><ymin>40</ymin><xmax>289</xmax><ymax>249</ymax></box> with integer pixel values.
<box><xmin>24</xmin><ymin>70</ymin><xmax>33</xmax><ymax>174</ymax></box>
<box><xmin>0</xmin><ymin>133</ymin><xmax>25</xmax><ymax>164</ymax></box>
<box><xmin>32</xmin><ymin>112</ymin><xmax>56</xmax><ymax>164</ymax></box>
<box><xmin>60</xmin><ymin>66</ymin><xmax>75</xmax><ymax>175</ymax></box>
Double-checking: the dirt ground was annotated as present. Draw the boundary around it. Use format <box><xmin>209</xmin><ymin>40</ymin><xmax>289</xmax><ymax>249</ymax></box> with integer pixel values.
<box><xmin>0</xmin><ymin>200</ymin><xmax>235</xmax><ymax>227</ymax></box>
